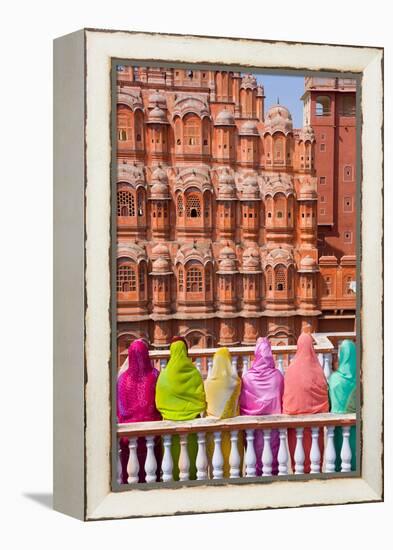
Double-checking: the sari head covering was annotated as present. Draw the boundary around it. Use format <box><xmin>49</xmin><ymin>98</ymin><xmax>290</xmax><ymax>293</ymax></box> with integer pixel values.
<box><xmin>329</xmin><ymin>339</ymin><xmax>357</xmax><ymax>471</ymax></box>
<box><xmin>240</xmin><ymin>337</ymin><xmax>284</xmax><ymax>416</ymax></box>
<box><xmin>117</xmin><ymin>339</ymin><xmax>161</xmax><ymax>423</ymax></box>
<box><xmin>155</xmin><ymin>340</ymin><xmax>206</xmax><ymax>421</ymax></box>
<box><xmin>329</xmin><ymin>339</ymin><xmax>356</xmax><ymax>413</ymax></box>
<box><xmin>205</xmin><ymin>347</ymin><xmax>241</xmax><ymax>419</ymax></box>
<box><xmin>283</xmin><ymin>332</ymin><xmax>329</xmax><ymax>415</ymax></box>
<box><xmin>170</xmin><ymin>335</ymin><xmax>189</xmax><ymax>352</ymax></box>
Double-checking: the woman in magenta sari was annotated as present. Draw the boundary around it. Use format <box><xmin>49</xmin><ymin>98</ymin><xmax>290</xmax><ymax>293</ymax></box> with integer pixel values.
<box><xmin>240</xmin><ymin>337</ymin><xmax>284</xmax><ymax>475</ymax></box>
<box><xmin>117</xmin><ymin>339</ymin><xmax>162</xmax><ymax>483</ymax></box>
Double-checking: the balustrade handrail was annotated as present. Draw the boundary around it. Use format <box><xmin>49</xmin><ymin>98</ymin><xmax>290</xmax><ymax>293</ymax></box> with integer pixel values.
<box><xmin>148</xmin><ymin>334</ymin><xmax>334</xmax><ymax>361</ymax></box>
<box><xmin>117</xmin><ymin>412</ymin><xmax>356</xmax><ymax>438</ymax></box>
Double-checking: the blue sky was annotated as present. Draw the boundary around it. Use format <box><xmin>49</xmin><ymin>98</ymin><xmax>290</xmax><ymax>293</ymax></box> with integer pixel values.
<box><xmin>256</xmin><ymin>74</ymin><xmax>305</xmax><ymax>129</ymax></box>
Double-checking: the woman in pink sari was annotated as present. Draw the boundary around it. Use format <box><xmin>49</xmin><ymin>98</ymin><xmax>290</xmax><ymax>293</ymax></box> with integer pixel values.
<box><xmin>283</xmin><ymin>332</ymin><xmax>329</xmax><ymax>473</ymax></box>
<box><xmin>117</xmin><ymin>339</ymin><xmax>162</xmax><ymax>483</ymax></box>
<box><xmin>240</xmin><ymin>337</ymin><xmax>284</xmax><ymax>475</ymax></box>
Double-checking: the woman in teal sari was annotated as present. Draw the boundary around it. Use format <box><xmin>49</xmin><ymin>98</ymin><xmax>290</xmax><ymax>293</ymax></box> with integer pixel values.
<box><xmin>328</xmin><ymin>339</ymin><xmax>357</xmax><ymax>471</ymax></box>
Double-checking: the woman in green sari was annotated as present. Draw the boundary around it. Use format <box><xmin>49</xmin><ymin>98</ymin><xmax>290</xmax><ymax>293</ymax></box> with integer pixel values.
<box><xmin>328</xmin><ymin>339</ymin><xmax>357</xmax><ymax>471</ymax></box>
<box><xmin>155</xmin><ymin>340</ymin><xmax>206</xmax><ymax>480</ymax></box>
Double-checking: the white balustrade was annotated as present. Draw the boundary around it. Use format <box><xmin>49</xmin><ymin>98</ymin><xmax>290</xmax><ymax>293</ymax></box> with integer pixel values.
<box><xmin>207</xmin><ymin>358</ymin><xmax>213</xmax><ymax>378</ymax></box>
<box><xmin>161</xmin><ymin>434</ymin><xmax>173</xmax><ymax>482</ymax></box>
<box><xmin>127</xmin><ymin>436</ymin><xmax>139</xmax><ymax>484</ymax></box>
<box><xmin>195</xmin><ymin>357</ymin><xmax>202</xmax><ymax>374</ymax></box>
<box><xmin>196</xmin><ymin>432</ymin><xmax>208</xmax><ymax>480</ymax></box>
<box><xmin>277</xmin><ymin>355</ymin><xmax>285</xmax><ymax>375</ymax></box>
<box><xmin>318</xmin><ymin>353</ymin><xmax>324</xmax><ymax>368</ymax></box>
<box><xmin>262</xmin><ymin>429</ymin><xmax>273</xmax><ymax>476</ymax></box>
<box><xmin>245</xmin><ymin>429</ymin><xmax>257</xmax><ymax>477</ymax></box>
<box><xmin>144</xmin><ymin>435</ymin><xmax>157</xmax><ymax>483</ymax></box>
<box><xmin>310</xmin><ymin>427</ymin><xmax>321</xmax><ymax>473</ymax></box>
<box><xmin>231</xmin><ymin>356</ymin><xmax>238</xmax><ymax>376</ymax></box>
<box><xmin>325</xmin><ymin>426</ymin><xmax>337</xmax><ymax>473</ymax></box>
<box><xmin>242</xmin><ymin>356</ymin><xmax>249</xmax><ymax>376</ymax></box>
<box><xmin>229</xmin><ymin>430</ymin><xmax>241</xmax><ymax>478</ymax></box>
<box><xmin>340</xmin><ymin>426</ymin><xmax>352</xmax><ymax>472</ymax></box>
<box><xmin>212</xmin><ymin>432</ymin><xmax>224</xmax><ymax>479</ymax></box>
<box><xmin>294</xmin><ymin>428</ymin><xmax>305</xmax><ymax>474</ymax></box>
<box><xmin>323</xmin><ymin>353</ymin><xmax>333</xmax><ymax>380</ymax></box>
<box><xmin>278</xmin><ymin>428</ymin><xmax>289</xmax><ymax>475</ymax></box>
<box><xmin>179</xmin><ymin>434</ymin><xmax>190</xmax><ymax>481</ymax></box>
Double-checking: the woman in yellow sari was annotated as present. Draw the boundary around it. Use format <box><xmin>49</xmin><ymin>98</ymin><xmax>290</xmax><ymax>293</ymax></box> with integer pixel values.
<box><xmin>155</xmin><ymin>340</ymin><xmax>206</xmax><ymax>480</ymax></box>
<box><xmin>204</xmin><ymin>347</ymin><xmax>241</xmax><ymax>478</ymax></box>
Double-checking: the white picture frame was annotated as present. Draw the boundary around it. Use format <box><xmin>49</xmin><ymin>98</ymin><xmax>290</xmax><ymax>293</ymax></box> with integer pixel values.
<box><xmin>53</xmin><ymin>28</ymin><xmax>383</xmax><ymax>521</ymax></box>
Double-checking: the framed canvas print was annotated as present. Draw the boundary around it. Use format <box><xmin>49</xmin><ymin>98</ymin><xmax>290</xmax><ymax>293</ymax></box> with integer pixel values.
<box><xmin>53</xmin><ymin>29</ymin><xmax>383</xmax><ymax>521</ymax></box>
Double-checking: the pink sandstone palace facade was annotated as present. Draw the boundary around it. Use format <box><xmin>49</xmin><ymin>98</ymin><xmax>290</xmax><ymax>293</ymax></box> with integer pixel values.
<box><xmin>115</xmin><ymin>66</ymin><xmax>357</xmax><ymax>367</ymax></box>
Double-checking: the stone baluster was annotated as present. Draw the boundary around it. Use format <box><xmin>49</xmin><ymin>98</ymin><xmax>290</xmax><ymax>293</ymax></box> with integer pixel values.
<box><xmin>294</xmin><ymin>428</ymin><xmax>305</xmax><ymax>474</ymax></box>
<box><xmin>161</xmin><ymin>434</ymin><xmax>173</xmax><ymax>482</ymax></box>
<box><xmin>278</xmin><ymin>428</ymin><xmax>289</xmax><ymax>475</ymax></box>
<box><xmin>229</xmin><ymin>430</ymin><xmax>241</xmax><ymax>478</ymax></box>
<box><xmin>196</xmin><ymin>432</ymin><xmax>208</xmax><ymax>480</ymax></box>
<box><xmin>144</xmin><ymin>435</ymin><xmax>157</xmax><ymax>483</ymax></box>
<box><xmin>242</xmin><ymin>356</ymin><xmax>249</xmax><ymax>376</ymax></box>
<box><xmin>212</xmin><ymin>432</ymin><xmax>224</xmax><ymax>479</ymax></box>
<box><xmin>310</xmin><ymin>427</ymin><xmax>321</xmax><ymax>473</ymax></box>
<box><xmin>117</xmin><ymin>439</ymin><xmax>123</xmax><ymax>484</ymax></box>
<box><xmin>323</xmin><ymin>353</ymin><xmax>333</xmax><ymax>380</ymax></box>
<box><xmin>245</xmin><ymin>429</ymin><xmax>257</xmax><ymax>477</ymax></box>
<box><xmin>277</xmin><ymin>354</ymin><xmax>285</xmax><ymax>375</ymax></box>
<box><xmin>159</xmin><ymin>358</ymin><xmax>167</xmax><ymax>371</ymax></box>
<box><xmin>195</xmin><ymin>357</ymin><xmax>202</xmax><ymax>374</ymax></box>
<box><xmin>231</xmin><ymin>355</ymin><xmax>238</xmax><ymax>376</ymax></box>
<box><xmin>262</xmin><ymin>429</ymin><xmax>273</xmax><ymax>476</ymax></box>
<box><xmin>340</xmin><ymin>426</ymin><xmax>352</xmax><ymax>473</ymax></box>
<box><xmin>127</xmin><ymin>436</ymin><xmax>139</xmax><ymax>484</ymax></box>
<box><xmin>207</xmin><ymin>357</ymin><xmax>213</xmax><ymax>378</ymax></box>
<box><xmin>325</xmin><ymin>426</ymin><xmax>337</xmax><ymax>473</ymax></box>
<box><xmin>179</xmin><ymin>434</ymin><xmax>190</xmax><ymax>481</ymax></box>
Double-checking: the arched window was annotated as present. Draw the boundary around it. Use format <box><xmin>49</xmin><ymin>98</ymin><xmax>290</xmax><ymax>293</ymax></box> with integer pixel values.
<box><xmin>117</xmin><ymin>264</ymin><xmax>136</xmax><ymax>292</ymax></box>
<box><xmin>139</xmin><ymin>263</ymin><xmax>146</xmax><ymax>294</ymax></box>
<box><xmin>183</xmin><ymin>114</ymin><xmax>200</xmax><ymax>146</ymax></box>
<box><xmin>117</xmin><ymin>106</ymin><xmax>132</xmax><ymax>143</ymax></box>
<box><xmin>178</xmin><ymin>267</ymin><xmax>184</xmax><ymax>291</ymax></box>
<box><xmin>204</xmin><ymin>194</ymin><xmax>210</xmax><ymax>219</ymax></box>
<box><xmin>274</xmin><ymin>137</ymin><xmax>284</xmax><ymax>160</ymax></box>
<box><xmin>275</xmin><ymin>266</ymin><xmax>286</xmax><ymax>291</ymax></box>
<box><xmin>137</xmin><ymin>189</ymin><xmax>145</xmax><ymax>216</ymax></box>
<box><xmin>186</xmin><ymin>194</ymin><xmax>201</xmax><ymax>218</ymax></box>
<box><xmin>206</xmin><ymin>266</ymin><xmax>212</xmax><ymax>292</ymax></box>
<box><xmin>177</xmin><ymin>194</ymin><xmax>184</xmax><ymax>217</ymax></box>
<box><xmin>315</xmin><ymin>96</ymin><xmax>331</xmax><ymax>116</ymax></box>
<box><xmin>186</xmin><ymin>266</ymin><xmax>203</xmax><ymax>292</ymax></box>
<box><xmin>117</xmin><ymin>189</ymin><xmax>135</xmax><ymax>217</ymax></box>
<box><xmin>266</xmin><ymin>267</ymin><xmax>273</xmax><ymax>292</ymax></box>
<box><xmin>134</xmin><ymin>110</ymin><xmax>144</xmax><ymax>148</ymax></box>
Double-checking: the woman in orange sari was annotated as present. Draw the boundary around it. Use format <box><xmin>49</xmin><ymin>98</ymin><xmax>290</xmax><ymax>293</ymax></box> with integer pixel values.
<box><xmin>283</xmin><ymin>332</ymin><xmax>329</xmax><ymax>473</ymax></box>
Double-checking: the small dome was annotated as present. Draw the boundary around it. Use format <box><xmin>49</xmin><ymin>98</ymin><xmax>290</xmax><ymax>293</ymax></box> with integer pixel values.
<box><xmin>152</xmin><ymin>256</ymin><xmax>171</xmax><ymax>274</ymax></box>
<box><xmin>241</xmin><ymin>175</ymin><xmax>260</xmax><ymax>200</ymax></box>
<box><xmin>151</xmin><ymin>181</ymin><xmax>169</xmax><ymax>199</ymax></box>
<box><xmin>239</xmin><ymin>120</ymin><xmax>259</xmax><ymax>136</ymax></box>
<box><xmin>217</xmin><ymin>170</ymin><xmax>236</xmax><ymax>200</ymax></box>
<box><xmin>299</xmin><ymin>125</ymin><xmax>315</xmax><ymax>142</ymax></box>
<box><xmin>264</xmin><ymin>105</ymin><xmax>293</xmax><ymax>135</ymax></box>
<box><xmin>148</xmin><ymin>90</ymin><xmax>167</xmax><ymax>109</ymax></box>
<box><xmin>240</xmin><ymin>74</ymin><xmax>258</xmax><ymax>90</ymax></box>
<box><xmin>147</xmin><ymin>106</ymin><xmax>169</xmax><ymax>124</ymax></box>
<box><xmin>242</xmin><ymin>247</ymin><xmax>261</xmax><ymax>272</ymax></box>
<box><xmin>151</xmin><ymin>166</ymin><xmax>168</xmax><ymax>183</ymax></box>
<box><xmin>215</xmin><ymin>109</ymin><xmax>235</xmax><ymax>126</ymax></box>
<box><xmin>300</xmin><ymin>256</ymin><xmax>316</xmax><ymax>268</ymax></box>
<box><xmin>218</xmin><ymin>245</ymin><xmax>237</xmax><ymax>273</ymax></box>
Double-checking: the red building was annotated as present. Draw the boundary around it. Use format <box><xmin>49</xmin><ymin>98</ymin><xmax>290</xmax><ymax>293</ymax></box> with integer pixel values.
<box><xmin>302</xmin><ymin>77</ymin><xmax>357</xmax><ymax>331</ymax></box>
<box><xmin>115</xmin><ymin>67</ymin><xmax>356</xmax><ymax>366</ymax></box>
